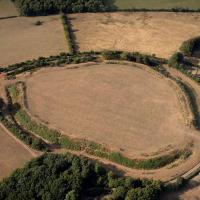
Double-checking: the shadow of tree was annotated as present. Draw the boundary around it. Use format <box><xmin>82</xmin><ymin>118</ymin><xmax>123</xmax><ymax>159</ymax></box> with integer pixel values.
<box><xmin>162</xmin><ymin>179</ymin><xmax>200</xmax><ymax>200</ymax></box>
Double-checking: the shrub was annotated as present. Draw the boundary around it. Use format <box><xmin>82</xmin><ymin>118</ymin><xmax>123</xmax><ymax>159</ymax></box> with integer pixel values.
<box><xmin>34</xmin><ymin>20</ymin><xmax>42</xmax><ymax>26</ymax></box>
<box><xmin>102</xmin><ymin>51</ymin><xmax>121</xmax><ymax>60</ymax></box>
<box><xmin>168</xmin><ymin>52</ymin><xmax>184</xmax><ymax>68</ymax></box>
<box><xmin>112</xmin><ymin>186</ymin><xmax>126</xmax><ymax>200</ymax></box>
<box><xmin>180</xmin><ymin>36</ymin><xmax>200</xmax><ymax>56</ymax></box>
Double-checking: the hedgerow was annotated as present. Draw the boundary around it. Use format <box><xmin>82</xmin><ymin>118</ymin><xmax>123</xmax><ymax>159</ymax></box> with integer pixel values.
<box><xmin>61</xmin><ymin>14</ymin><xmax>76</xmax><ymax>54</ymax></box>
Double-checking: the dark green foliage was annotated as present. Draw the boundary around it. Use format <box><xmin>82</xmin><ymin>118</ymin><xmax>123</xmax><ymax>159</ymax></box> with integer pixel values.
<box><xmin>14</xmin><ymin>0</ymin><xmax>107</xmax><ymax>16</ymax></box>
<box><xmin>168</xmin><ymin>52</ymin><xmax>184</xmax><ymax>68</ymax></box>
<box><xmin>0</xmin><ymin>153</ymin><xmax>162</xmax><ymax>200</ymax></box>
<box><xmin>0</xmin><ymin>117</ymin><xmax>47</xmax><ymax>151</ymax></box>
<box><xmin>111</xmin><ymin>186</ymin><xmax>126</xmax><ymax>200</ymax></box>
<box><xmin>180</xmin><ymin>36</ymin><xmax>200</xmax><ymax>56</ymax></box>
<box><xmin>61</xmin><ymin>14</ymin><xmax>76</xmax><ymax>54</ymax></box>
<box><xmin>102</xmin><ymin>50</ymin><xmax>166</xmax><ymax>66</ymax></box>
<box><xmin>0</xmin><ymin>87</ymin><xmax>48</xmax><ymax>151</ymax></box>
<box><xmin>2</xmin><ymin>53</ymin><xmax>97</xmax><ymax>77</ymax></box>
<box><xmin>165</xmin><ymin>177</ymin><xmax>186</xmax><ymax>192</ymax></box>
<box><xmin>1</xmin><ymin>51</ymin><xmax>167</xmax><ymax>78</ymax></box>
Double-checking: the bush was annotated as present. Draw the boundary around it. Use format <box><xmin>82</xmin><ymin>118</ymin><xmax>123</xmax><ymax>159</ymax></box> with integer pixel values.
<box><xmin>34</xmin><ymin>20</ymin><xmax>42</xmax><ymax>26</ymax></box>
<box><xmin>112</xmin><ymin>186</ymin><xmax>126</xmax><ymax>200</ymax></box>
<box><xmin>168</xmin><ymin>52</ymin><xmax>184</xmax><ymax>68</ymax></box>
<box><xmin>102</xmin><ymin>51</ymin><xmax>121</xmax><ymax>60</ymax></box>
<box><xmin>180</xmin><ymin>36</ymin><xmax>200</xmax><ymax>56</ymax></box>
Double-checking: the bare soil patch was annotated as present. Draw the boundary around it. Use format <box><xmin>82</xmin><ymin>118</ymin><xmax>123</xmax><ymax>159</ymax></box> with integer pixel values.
<box><xmin>0</xmin><ymin>0</ymin><xmax>18</xmax><ymax>18</ymax></box>
<box><xmin>0</xmin><ymin>15</ymin><xmax>68</xmax><ymax>67</ymax></box>
<box><xmin>0</xmin><ymin>125</ymin><xmax>34</xmax><ymax>179</ymax></box>
<box><xmin>26</xmin><ymin>63</ymin><xmax>191</xmax><ymax>158</ymax></box>
<box><xmin>70</xmin><ymin>12</ymin><xmax>200</xmax><ymax>58</ymax></box>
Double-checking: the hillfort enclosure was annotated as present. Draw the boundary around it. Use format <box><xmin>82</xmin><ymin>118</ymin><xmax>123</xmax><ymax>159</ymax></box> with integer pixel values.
<box><xmin>1</xmin><ymin>0</ymin><xmax>200</xmax><ymax>200</ymax></box>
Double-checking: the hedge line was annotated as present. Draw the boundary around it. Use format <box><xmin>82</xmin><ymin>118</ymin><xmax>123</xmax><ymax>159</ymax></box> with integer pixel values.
<box><xmin>61</xmin><ymin>14</ymin><xmax>76</xmax><ymax>54</ymax></box>
<box><xmin>86</xmin><ymin>148</ymin><xmax>191</xmax><ymax>170</ymax></box>
<box><xmin>0</xmin><ymin>51</ymin><xmax>166</xmax><ymax>78</ymax></box>
<box><xmin>2</xmin><ymin>53</ymin><xmax>97</xmax><ymax>77</ymax></box>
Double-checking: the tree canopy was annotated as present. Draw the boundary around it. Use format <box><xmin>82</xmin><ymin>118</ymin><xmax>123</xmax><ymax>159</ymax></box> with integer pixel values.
<box><xmin>0</xmin><ymin>153</ymin><xmax>162</xmax><ymax>200</ymax></box>
<box><xmin>13</xmin><ymin>0</ymin><xmax>107</xmax><ymax>16</ymax></box>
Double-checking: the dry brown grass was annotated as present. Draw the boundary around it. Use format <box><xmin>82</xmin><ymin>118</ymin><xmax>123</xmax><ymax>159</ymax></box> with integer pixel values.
<box><xmin>70</xmin><ymin>12</ymin><xmax>200</xmax><ymax>58</ymax></box>
<box><xmin>25</xmin><ymin>63</ymin><xmax>191</xmax><ymax>158</ymax></box>
<box><xmin>0</xmin><ymin>0</ymin><xmax>18</xmax><ymax>18</ymax></box>
<box><xmin>0</xmin><ymin>15</ymin><xmax>68</xmax><ymax>67</ymax></box>
<box><xmin>0</xmin><ymin>125</ymin><xmax>34</xmax><ymax>179</ymax></box>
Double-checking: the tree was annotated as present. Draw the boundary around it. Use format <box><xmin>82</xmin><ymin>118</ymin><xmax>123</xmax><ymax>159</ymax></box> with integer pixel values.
<box><xmin>168</xmin><ymin>52</ymin><xmax>184</xmax><ymax>68</ymax></box>
<box><xmin>65</xmin><ymin>190</ymin><xmax>77</xmax><ymax>200</ymax></box>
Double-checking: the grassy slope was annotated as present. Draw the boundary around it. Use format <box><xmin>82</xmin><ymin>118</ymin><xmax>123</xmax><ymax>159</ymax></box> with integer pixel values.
<box><xmin>113</xmin><ymin>0</ymin><xmax>200</xmax><ymax>9</ymax></box>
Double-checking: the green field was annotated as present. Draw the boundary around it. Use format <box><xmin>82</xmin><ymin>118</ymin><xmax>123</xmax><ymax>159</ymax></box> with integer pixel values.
<box><xmin>112</xmin><ymin>0</ymin><xmax>200</xmax><ymax>9</ymax></box>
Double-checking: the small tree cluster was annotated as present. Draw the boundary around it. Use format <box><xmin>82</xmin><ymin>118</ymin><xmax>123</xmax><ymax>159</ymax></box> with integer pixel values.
<box><xmin>0</xmin><ymin>154</ymin><xmax>162</xmax><ymax>200</ymax></box>
<box><xmin>168</xmin><ymin>52</ymin><xmax>184</xmax><ymax>68</ymax></box>
<box><xmin>180</xmin><ymin>36</ymin><xmax>200</xmax><ymax>56</ymax></box>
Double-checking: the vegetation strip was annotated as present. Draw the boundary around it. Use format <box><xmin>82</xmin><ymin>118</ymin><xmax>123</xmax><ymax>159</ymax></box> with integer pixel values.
<box><xmin>61</xmin><ymin>14</ymin><xmax>77</xmax><ymax>54</ymax></box>
<box><xmin>0</xmin><ymin>95</ymin><xmax>47</xmax><ymax>151</ymax></box>
<box><xmin>0</xmin><ymin>51</ymin><xmax>166</xmax><ymax>78</ymax></box>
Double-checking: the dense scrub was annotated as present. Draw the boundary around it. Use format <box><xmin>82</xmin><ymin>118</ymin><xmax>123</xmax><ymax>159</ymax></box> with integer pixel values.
<box><xmin>13</xmin><ymin>0</ymin><xmax>107</xmax><ymax>16</ymax></box>
<box><xmin>0</xmin><ymin>97</ymin><xmax>47</xmax><ymax>151</ymax></box>
<box><xmin>0</xmin><ymin>153</ymin><xmax>162</xmax><ymax>200</ymax></box>
<box><xmin>0</xmin><ymin>51</ymin><xmax>166</xmax><ymax>78</ymax></box>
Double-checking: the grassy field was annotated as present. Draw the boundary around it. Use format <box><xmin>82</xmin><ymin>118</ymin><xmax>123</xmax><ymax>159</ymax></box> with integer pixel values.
<box><xmin>70</xmin><ymin>12</ymin><xmax>200</xmax><ymax>58</ymax></box>
<box><xmin>25</xmin><ymin>63</ymin><xmax>191</xmax><ymax>158</ymax></box>
<box><xmin>0</xmin><ymin>125</ymin><xmax>34</xmax><ymax>179</ymax></box>
<box><xmin>0</xmin><ymin>0</ymin><xmax>18</xmax><ymax>18</ymax></box>
<box><xmin>0</xmin><ymin>15</ymin><xmax>68</xmax><ymax>67</ymax></box>
<box><xmin>113</xmin><ymin>0</ymin><xmax>200</xmax><ymax>9</ymax></box>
